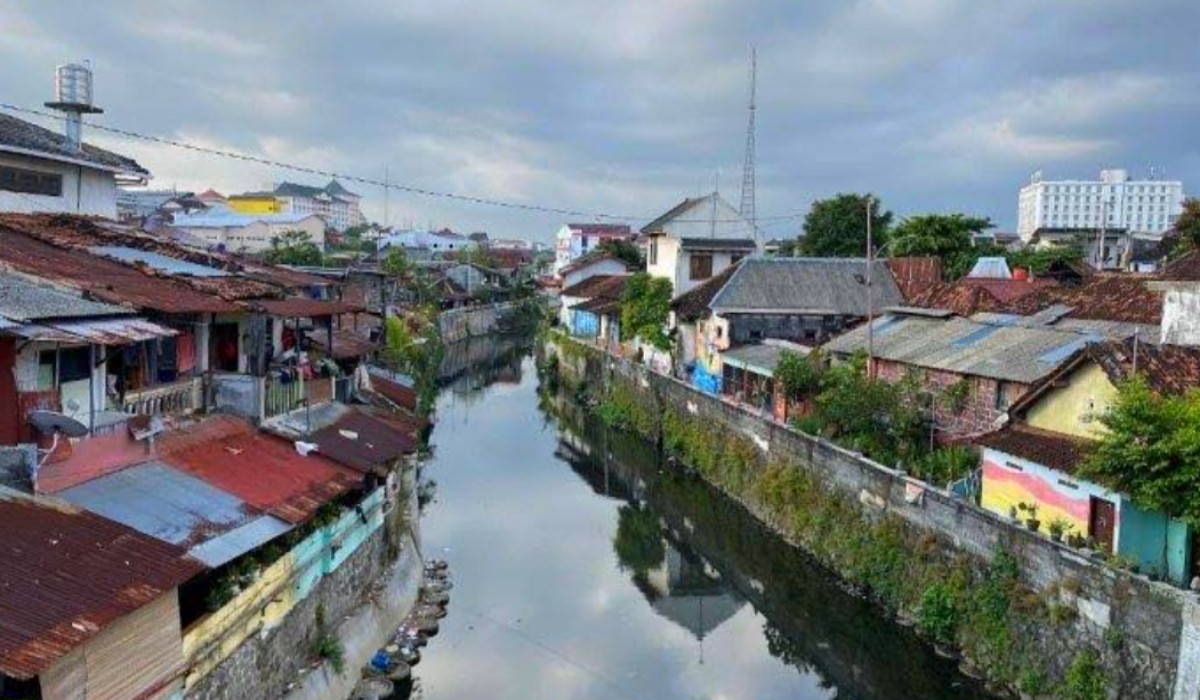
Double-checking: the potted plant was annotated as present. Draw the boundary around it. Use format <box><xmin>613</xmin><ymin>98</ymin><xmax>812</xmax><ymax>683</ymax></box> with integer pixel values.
<box><xmin>1009</xmin><ymin>505</ymin><xmax>1019</xmax><ymax>521</ymax></box>
<box><xmin>1048</xmin><ymin>518</ymin><xmax>1069</xmax><ymax>543</ymax></box>
<box><xmin>1023</xmin><ymin>504</ymin><xmax>1041</xmax><ymax>532</ymax></box>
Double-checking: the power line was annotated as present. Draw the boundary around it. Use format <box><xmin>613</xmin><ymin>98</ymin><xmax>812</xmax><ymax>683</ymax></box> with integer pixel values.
<box><xmin>0</xmin><ymin>103</ymin><xmax>807</xmax><ymax>226</ymax></box>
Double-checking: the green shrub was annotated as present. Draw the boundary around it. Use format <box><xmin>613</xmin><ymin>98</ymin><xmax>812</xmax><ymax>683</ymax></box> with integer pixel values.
<box><xmin>1060</xmin><ymin>650</ymin><xmax>1105</xmax><ymax>700</ymax></box>
<box><xmin>918</xmin><ymin>582</ymin><xmax>959</xmax><ymax>645</ymax></box>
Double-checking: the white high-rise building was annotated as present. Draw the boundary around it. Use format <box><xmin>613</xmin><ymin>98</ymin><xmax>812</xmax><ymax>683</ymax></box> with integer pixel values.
<box><xmin>1017</xmin><ymin>169</ymin><xmax>1184</xmax><ymax>241</ymax></box>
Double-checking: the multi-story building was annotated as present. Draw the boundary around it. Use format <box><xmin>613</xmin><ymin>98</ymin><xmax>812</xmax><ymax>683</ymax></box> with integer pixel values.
<box><xmin>227</xmin><ymin>180</ymin><xmax>365</xmax><ymax>232</ymax></box>
<box><xmin>170</xmin><ymin>208</ymin><xmax>327</xmax><ymax>253</ymax></box>
<box><xmin>642</xmin><ymin>193</ymin><xmax>758</xmax><ymax>296</ymax></box>
<box><xmin>1017</xmin><ymin>169</ymin><xmax>1184</xmax><ymax>240</ymax></box>
<box><xmin>554</xmin><ymin>223</ymin><xmax>635</xmax><ymax>273</ymax></box>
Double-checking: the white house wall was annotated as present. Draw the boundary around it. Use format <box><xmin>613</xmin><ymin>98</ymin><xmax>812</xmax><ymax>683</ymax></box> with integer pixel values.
<box><xmin>0</xmin><ymin>152</ymin><xmax>118</xmax><ymax>219</ymax></box>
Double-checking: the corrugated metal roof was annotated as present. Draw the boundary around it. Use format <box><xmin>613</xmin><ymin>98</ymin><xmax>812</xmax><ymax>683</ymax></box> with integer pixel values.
<box><xmin>304</xmin><ymin>328</ymin><xmax>378</xmax><ymax>359</ymax></box>
<box><xmin>310</xmin><ymin>408</ymin><xmax>420</xmax><ymax>473</ymax></box>
<box><xmin>0</xmin><ymin>271</ymin><xmax>129</xmax><ymax>322</ymax></box>
<box><xmin>156</xmin><ymin>415</ymin><xmax>362</xmax><ymax>524</ymax></box>
<box><xmin>89</xmin><ymin>246</ymin><xmax>229</xmax><ymax>277</ymax></box>
<box><xmin>58</xmin><ymin>461</ymin><xmax>288</xmax><ymax>567</ymax></box>
<box><xmin>254</xmin><ymin>297</ymin><xmax>364</xmax><ymax>317</ymax></box>
<box><xmin>9</xmin><ymin>318</ymin><xmax>178</xmax><ymax>344</ymax></box>
<box><xmin>710</xmin><ymin>258</ymin><xmax>904</xmax><ymax>316</ymax></box>
<box><xmin>724</xmin><ymin>344</ymin><xmax>789</xmax><ymax>376</ymax></box>
<box><xmin>0</xmin><ymin>486</ymin><xmax>203</xmax><ymax>679</ymax></box>
<box><xmin>0</xmin><ymin>227</ymin><xmax>236</xmax><ymax>313</ymax></box>
<box><xmin>823</xmin><ymin>314</ymin><xmax>1105</xmax><ymax>383</ymax></box>
<box><xmin>186</xmin><ymin>515</ymin><xmax>292</xmax><ymax>568</ymax></box>
<box><xmin>966</xmin><ymin>257</ymin><xmax>1012</xmax><ymax>279</ymax></box>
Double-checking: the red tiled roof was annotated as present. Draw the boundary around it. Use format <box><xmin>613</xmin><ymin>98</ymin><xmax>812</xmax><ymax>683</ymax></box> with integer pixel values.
<box><xmin>959</xmin><ymin>277</ymin><xmax>1058</xmax><ymax>303</ymax></box>
<box><xmin>558</xmin><ymin>253</ymin><xmax>629</xmax><ymax>278</ymax></box>
<box><xmin>560</xmin><ymin>274</ymin><xmax>628</xmax><ymax>299</ymax></box>
<box><xmin>0</xmin><ymin>488</ymin><xmax>203</xmax><ymax>679</ymax></box>
<box><xmin>1003</xmin><ymin>274</ymin><xmax>1162</xmax><ymax>324</ymax></box>
<box><xmin>156</xmin><ymin>415</ymin><xmax>362</xmax><ymax>524</ymax></box>
<box><xmin>976</xmin><ymin>424</ymin><xmax>1091</xmax><ymax>474</ymax></box>
<box><xmin>1161</xmin><ymin>250</ymin><xmax>1200</xmax><ymax>281</ymax></box>
<box><xmin>670</xmin><ymin>262</ymin><xmax>741</xmax><ymax>322</ymax></box>
<box><xmin>1088</xmin><ymin>339</ymin><xmax>1200</xmax><ymax>395</ymax></box>
<box><xmin>886</xmin><ymin>257</ymin><xmax>942</xmax><ymax>302</ymax></box>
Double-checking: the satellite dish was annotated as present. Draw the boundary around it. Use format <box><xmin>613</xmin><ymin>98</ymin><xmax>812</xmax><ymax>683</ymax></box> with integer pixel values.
<box><xmin>29</xmin><ymin>411</ymin><xmax>89</xmax><ymax>438</ymax></box>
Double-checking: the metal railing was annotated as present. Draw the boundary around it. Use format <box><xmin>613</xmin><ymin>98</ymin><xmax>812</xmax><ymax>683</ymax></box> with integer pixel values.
<box><xmin>263</xmin><ymin>372</ymin><xmax>305</xmax><ymax>420</ymax></box>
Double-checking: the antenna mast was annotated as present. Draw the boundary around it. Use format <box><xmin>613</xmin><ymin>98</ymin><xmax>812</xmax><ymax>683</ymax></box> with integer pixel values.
<box><xmin>739</xmin><ymin>48</ymin><xmax>758</xmax><ymax>246</ymax></box>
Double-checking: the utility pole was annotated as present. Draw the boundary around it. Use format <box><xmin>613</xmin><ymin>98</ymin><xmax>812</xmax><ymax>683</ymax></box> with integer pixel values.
<box><xmin>866</xmin><ymin>195</ymin><xmax>875</xmax><ymax>379</ymax></box>
<box><xmin>739</xmin><ymin>48</ymin><xmax>758</xmax><ymax>248</ymax></box>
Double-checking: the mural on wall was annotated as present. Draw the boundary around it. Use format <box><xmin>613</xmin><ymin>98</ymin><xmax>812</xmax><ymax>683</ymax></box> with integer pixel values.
<box><xmin>981</xmin><ymin>457</ymin><xmax>1098</xmax><ymax>541</ymax></box>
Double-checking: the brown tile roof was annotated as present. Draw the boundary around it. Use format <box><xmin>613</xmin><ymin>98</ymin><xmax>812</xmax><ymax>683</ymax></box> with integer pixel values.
<box><xmin>253</xmin><ymin>298</ymin><xmax>364</xmax><ymax>317</ymax></box>
<box><xmin>310</xmin><ymin>409</ymin><xmax>421</xmax><ymax>474</ymax></box>
<box><xmin>670</xmin><ymin>262</ymin><xmax>741</xmax><ymax>322</ymax></box>
<box><xmin>0</xmin><ymin>488</ymin><xmax>203</xmax><ymax>679</ymax></box>
<box><xmin>1002</xmin><ymin>274</ymin><xmax>1162</xmax><ymax>324</ymax></box>
<box><xmin>560</xmin><ymin>274</ymin><xmax>628</xmax><ymax>299</ymax></box>
<box><xmin>910</xmin><ymin>282</ymin><xmax>1004</xmax><ymax>316</ymax></box>
<box><xmin>566</xmin><ymin>223</ymin><xmax>633</xmax><ymax>238</ymax></box>
<box><xmin>304</xmin><ymin>328</ymin><xmax>378</xmax><ymax>359</ymax></box>
<box><xmin>886</xmin><ymin>257</ymin><xmax>942</xmax><ymax>302</ymax></box>
<box><xmin>1088</xmin><ymin>339</ymin><xmax>1200</xmax><ymax>395</ymax></box>
<box><xmin>959</xmin><ymin>277</ymin><xmax>1058</xmax><ymax>303</ymax></box>
<box><xmin>976</xmin><ymin>424</ymin><xmax>1091</xmax><ymax>474</ymax></box>
<box><xmin>1160</xmin><ymin>250</ymin><xmax>1200</xmax><ymax>281</ymax></box>
<box><xmin>557</xmin><ymin>253</ymin><xmax>629</xmax><ymax>278</ymax></box>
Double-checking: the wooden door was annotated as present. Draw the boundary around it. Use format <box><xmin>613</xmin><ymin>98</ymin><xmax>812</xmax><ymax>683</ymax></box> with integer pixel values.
<box><xmin>1089</xmin><ymin>497</ymin><xmax>1116</xmax><ymax>553</ymax></box>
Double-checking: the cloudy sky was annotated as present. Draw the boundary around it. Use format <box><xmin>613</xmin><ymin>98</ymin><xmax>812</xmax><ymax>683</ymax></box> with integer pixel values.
<box><xmin>5</xmin><ymin>1</ymin><xmax>1199</xmax><ymax>241</ymax></box>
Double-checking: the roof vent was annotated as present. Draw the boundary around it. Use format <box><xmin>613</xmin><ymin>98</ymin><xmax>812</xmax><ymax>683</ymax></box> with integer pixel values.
<box><xmin>44</xmin><ymin>62</ymin><xmax>103</xmax><ymax>151</ymax></box>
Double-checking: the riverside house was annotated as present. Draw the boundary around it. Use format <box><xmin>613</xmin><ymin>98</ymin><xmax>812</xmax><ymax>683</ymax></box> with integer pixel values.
<box><xmin>975</xmin><ymin>339</ymin><xmax>1200</xmax><ymax>586</ymax></box>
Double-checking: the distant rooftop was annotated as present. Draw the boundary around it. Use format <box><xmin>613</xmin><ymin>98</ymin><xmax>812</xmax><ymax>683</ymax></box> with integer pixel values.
<box><xmin>0</xmin><ymin>112</ymin><xmax>148</xmax><ymax>176</ymax></box>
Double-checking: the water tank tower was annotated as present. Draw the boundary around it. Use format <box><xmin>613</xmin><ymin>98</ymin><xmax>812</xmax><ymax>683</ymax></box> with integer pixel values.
<box><xmin>44</xmin><ymin>62</ymin><xmax>103</xmax><ymax>151</ymax></box>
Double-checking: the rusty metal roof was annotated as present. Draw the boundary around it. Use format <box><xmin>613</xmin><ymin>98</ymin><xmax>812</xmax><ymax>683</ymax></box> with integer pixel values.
<box><xmin>0</xmin><ymin>271</ymin><xmax>130</xmax><ymax>322</ymax></box>
<box><xmin>58</xmin><ymin>461</ymin><xmax>290</xmax><ymax>568</ymax></box>
<box><xmin>156</xmin><ymin>415</ymin><xmax>362</xmax><ymax>523</ymax></box>
<box><xmin>0</xmin><ymin>486</ymin><xmax>203</xmax><ymax>680</ymax></box>
<box><xmin>0</xmin><ymin>227</ymin><xmax>235</xmax><ymax>313</ymax></box>
<box><xmin>253</xmin><ymin>297</ymin><xmax>365</xmax><ymax>317</ymax></box>
<box><xmin>304</xmin><ymin>328</ymin><xmax>378</xmax><ymax>359</ymax></box>
<box><xmin>310</xmin><ymin>407</ymin><xmax>421</xmax><ymax>473</ymax></box>
<box><xmin>9</xmin><ymin>318</ymin><xmax>178</xmax><ymax>345</ymax></box>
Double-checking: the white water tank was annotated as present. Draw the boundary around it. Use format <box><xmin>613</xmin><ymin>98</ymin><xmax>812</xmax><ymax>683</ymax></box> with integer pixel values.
<box><xmin>54</xmin><ymin>63</ymin><xmax>94</xmax><ymax>108</ymax></box>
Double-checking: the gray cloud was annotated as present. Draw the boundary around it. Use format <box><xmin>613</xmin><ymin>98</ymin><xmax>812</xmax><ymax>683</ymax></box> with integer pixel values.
<box><xmin>4</xmin><ymin>0</ymin><xmax>1198</xmax><ymax>240</ymax></box>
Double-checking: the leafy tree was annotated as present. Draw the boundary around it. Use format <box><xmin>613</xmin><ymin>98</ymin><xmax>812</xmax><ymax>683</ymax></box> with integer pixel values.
<box><xmin>1005</xmin><ymin>241</ymin><xmax>1084</xmax><ymax>276</ymax></box>
<box><xmin>596</xmin><ymin>239</ymin><xmax>644</xmax><ymax>269</ymax></box>
<box><xmin>773</xmin><ymin>349</ymin><xmax>824</xmax><ymax>399</ymax></box>
<box><xmin>800</xmin><ymin>193</ymin><xmax>892</xmax><ymax>257</ymax></box>
<box><xmin>1165</xmin><ymin>197</ymin><xmax>1200</xmax><ymax>259</ymax></box>
<box><xmin>381</xmin><ymin>310</ymin><xmax>443</xmax><ymax>416</ymax></box>
<box><xmin>264</xmin><ymin>229</ymin><xmax>323</xmax><ymax>265</ymax></box>
<box><xmin>889</xmin><ymin>214</ymin><xmax>994</xmax><ymax>279</ymax></box>
<box><xmin>809</xmin><ymin>353</ymin><xmax>927</xmax><ymax>467</ymax></box>
<box><xmin>1081</xmin><ymin>377</ymin><xmax>1200</xmax><ymax>524</ymax></box>
<box><xmin>381</xmin><ymin>247</ymin><xmax>415</xmax><ymax>278</ymax></box>
<box><xmin>618</xmin><ymin>272</ymin><xmax>673</xmax><ymax>351</ymax></box>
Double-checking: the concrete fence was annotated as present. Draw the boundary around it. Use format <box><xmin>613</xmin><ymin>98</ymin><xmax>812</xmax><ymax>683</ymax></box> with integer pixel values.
<box><xmin>554</xmin><ymin>334</ymin><xmax>1200</xmax><ymax>699</ymax></box>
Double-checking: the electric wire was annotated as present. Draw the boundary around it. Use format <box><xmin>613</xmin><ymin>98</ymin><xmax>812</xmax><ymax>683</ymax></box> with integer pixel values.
<box><xmin>0</xmin><ymin>103</ymin><xmax>805</xmax><ymax>227</ymax></box>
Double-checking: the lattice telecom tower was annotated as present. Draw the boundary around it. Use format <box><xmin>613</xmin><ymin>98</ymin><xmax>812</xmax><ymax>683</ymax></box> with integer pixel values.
<box><xmin>738</xmin><ymin>48</ymin><xmax>758</xmax><ymax>236</ymax></box>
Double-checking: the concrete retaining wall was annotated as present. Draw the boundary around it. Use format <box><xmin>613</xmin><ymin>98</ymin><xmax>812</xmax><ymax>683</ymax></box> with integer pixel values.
<box><xmin>552</xmin><ymin>334</ymin><xmax>1200</xmax><ymax>699</ymax></box>
<box><xmin>437</xmin><ymin>302</ymin><xmax>521</xmax><ymax>344</ymax></box>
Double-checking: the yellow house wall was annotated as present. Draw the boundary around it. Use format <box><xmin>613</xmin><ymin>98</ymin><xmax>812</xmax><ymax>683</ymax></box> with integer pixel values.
<box><xmin>182</xmin><ymin>552</ymin><xmax>297</xmax><ymax>687</ymax></box>
<box><xmin>1025</xmin><ymin>362</ymin><xmax>1117</xmax><ymax>440</ymax></box>
<box><xmin>227</xmin><ymin>197</ymin><xmax>283</xmax><ymax>214</ymax></box>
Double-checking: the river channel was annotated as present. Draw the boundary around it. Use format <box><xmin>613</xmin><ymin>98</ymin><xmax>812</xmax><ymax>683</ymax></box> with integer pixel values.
<box><xmin>404</xmin><ymin>342</ymin><xmax>991</xmax><ymax>699</ymax></box>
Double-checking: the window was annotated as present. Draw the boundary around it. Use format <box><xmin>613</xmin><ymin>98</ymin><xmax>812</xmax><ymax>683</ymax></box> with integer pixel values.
<box><xmin>995</xmin><ymin>380</ymin><xmax>1013</xmax><ymax>410</ymax></box>
<box><xmin>731</xmin><ymin>253</ymin><xmax>745</xmax><ymax>265</ymax></box>
<box><xmin>689</xmin><ymin>254</ymin><xmax>713</xmax><ymax>280</ymax></box>
<box><xmin>649</xmin><ymin>238</ymin><xmax>658</xmax><ymax>266</ymax></box>
<box><xmin>0</xmin><ymin>165</ymin><xmax>63</xmax><ymax>197</ymax></box>
<box><xmin>39</xmin><ymin>346</ymin><xmax>91</xmax><ymax>386</ymax></box>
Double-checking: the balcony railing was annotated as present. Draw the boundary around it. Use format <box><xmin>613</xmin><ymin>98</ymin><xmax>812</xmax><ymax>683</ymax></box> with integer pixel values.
<box><xmin>122</xmin><ymin>376</ymin><xmax>204</xmax><ymax>416</ymax></box>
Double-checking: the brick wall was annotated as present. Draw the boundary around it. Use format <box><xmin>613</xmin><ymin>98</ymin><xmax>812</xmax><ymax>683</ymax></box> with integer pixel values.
<box><xmin>873</xmin><ymin>359</ymin><xmax>1030</xmax><ymax>441</ymax></box>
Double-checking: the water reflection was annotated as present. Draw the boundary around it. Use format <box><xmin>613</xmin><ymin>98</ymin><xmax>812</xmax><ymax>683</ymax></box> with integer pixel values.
<box><xmin>408</xmin><ymin>351</ymin><xmax>989</xmax><ymax>699</ymax></box>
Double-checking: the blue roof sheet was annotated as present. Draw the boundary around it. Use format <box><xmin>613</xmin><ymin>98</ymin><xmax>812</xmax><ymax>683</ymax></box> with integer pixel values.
<box><xmin>89</xmin><ymin>246</ymin><xmax>229</xmax><ymax>277</ymax></box>
<box><xmin>59</xmin><ymin>461</ymin><xmax>289</xmax><ymax>567</ymax></box>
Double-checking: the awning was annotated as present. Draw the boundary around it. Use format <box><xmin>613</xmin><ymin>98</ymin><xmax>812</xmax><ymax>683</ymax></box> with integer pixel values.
<box><xmin>8</xmin><ymin>317</ymin><xmax>178</xmax><ymax>344</ymax></box>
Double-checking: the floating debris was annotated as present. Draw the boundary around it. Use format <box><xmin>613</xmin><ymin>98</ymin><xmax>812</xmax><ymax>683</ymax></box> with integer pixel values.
<box><xmin>361</xmin><ymin>559</ymin><xmax>451</xmax><ymax>692</ymax></box>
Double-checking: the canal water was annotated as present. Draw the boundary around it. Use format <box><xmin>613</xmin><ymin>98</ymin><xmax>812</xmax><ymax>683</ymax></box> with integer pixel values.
<box><xmin>408</xmin><ymin>345</ymin><xmax>989</xmax><ymax>699</ymax></box>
